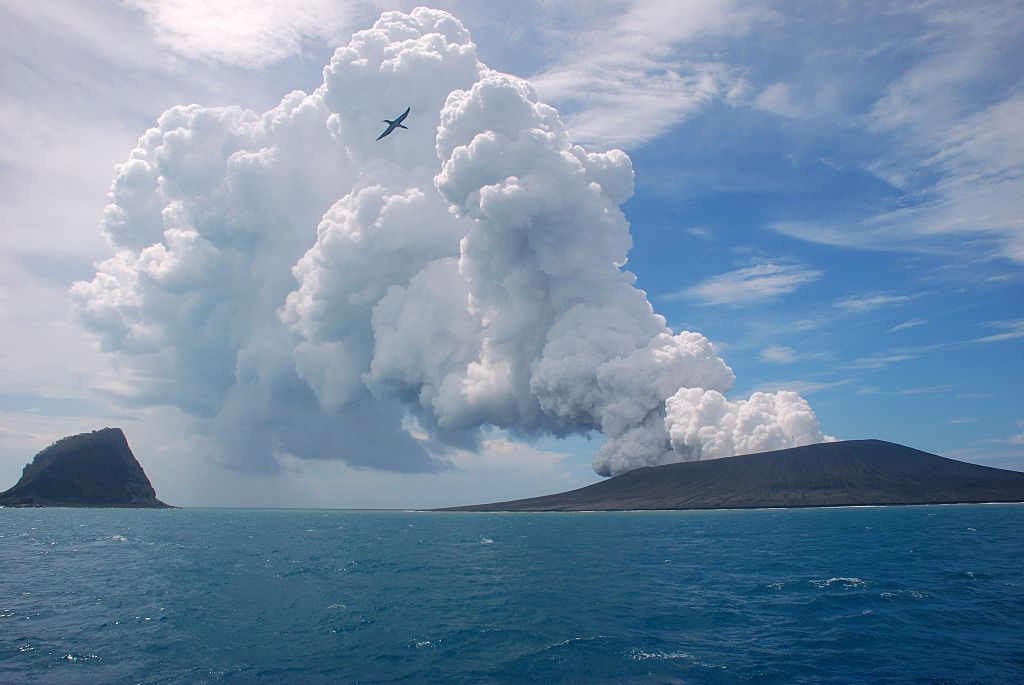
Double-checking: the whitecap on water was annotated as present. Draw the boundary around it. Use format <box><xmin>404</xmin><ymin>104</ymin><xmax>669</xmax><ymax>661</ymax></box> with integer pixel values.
<box><xmin>630</xmin><ymin>649</ymin><xmax>727</xmax><ymax>669</ymax></box>
<box><xmin>629</xmin><ymin>648</ymin><xmax>692</xmax><ymax>661</ymax></box>
<box><xmin>62</xmin><ymin>653</ymin><xmax>99</xmax><ymax>662</ymax></box>
<box><xmin>880</xmin><ymin>589</ymin><xmax>927</xmax><ymax>599</ymax></box>
<box><xmin>551</xmin><ymin>635</ymin><xmax>611</xmax><ymax>648</ymax></box>
<box><xmin>811</xmin><ymin>577</ymin><xmax>867</xmax><ymax>589</ymax></box>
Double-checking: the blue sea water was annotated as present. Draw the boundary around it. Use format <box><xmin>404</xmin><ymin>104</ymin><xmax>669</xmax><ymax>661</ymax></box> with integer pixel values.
<box><xmin>1</xmin><ymin>505</ymin><xmax>1022</xmax><ymax>684</ymax></box>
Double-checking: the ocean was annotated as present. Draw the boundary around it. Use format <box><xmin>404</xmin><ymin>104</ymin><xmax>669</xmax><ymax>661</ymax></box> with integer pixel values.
<box><xmin>1</xmin><ymin>505</ymin><xmax>1022</xmax><ymax>684</ymax></box>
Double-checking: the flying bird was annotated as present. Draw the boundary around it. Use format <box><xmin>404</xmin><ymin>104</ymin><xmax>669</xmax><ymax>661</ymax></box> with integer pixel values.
<box><xmin>377</xmin><ymin>107</ymin><xmax>410</xmax><ymax>140</ymax></box>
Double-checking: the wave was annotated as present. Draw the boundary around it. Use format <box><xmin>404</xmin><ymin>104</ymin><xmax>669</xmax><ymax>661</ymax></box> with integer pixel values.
<box><xmin>811</xmin><ymin>577</ymin><xmax>867</xmax><ymax>589</ymax></box>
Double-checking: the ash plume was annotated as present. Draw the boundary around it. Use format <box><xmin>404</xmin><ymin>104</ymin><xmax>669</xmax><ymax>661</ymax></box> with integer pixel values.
<box><xmin>73</xmin><ymin>8</ymin><xmax>830</xmax><ymax>475</ymax></box>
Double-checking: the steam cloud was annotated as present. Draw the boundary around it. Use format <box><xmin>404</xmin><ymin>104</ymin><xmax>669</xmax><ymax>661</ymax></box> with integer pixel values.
<box><xmin>73</xmin><ymin>8</ymin><xmax>830</xmax><ymax>476</ymax></box>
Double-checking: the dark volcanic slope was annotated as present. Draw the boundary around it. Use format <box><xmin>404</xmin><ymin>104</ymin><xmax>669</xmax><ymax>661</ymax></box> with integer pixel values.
<box><xmin>442</xmin><ymin>440</ymin><xmax>1024</xmax><ymax>511</ymax></box>
<box><xmin>0</xmin><ymin>427</ymin><xmax>170</xmax><ymax>508</ymax></box>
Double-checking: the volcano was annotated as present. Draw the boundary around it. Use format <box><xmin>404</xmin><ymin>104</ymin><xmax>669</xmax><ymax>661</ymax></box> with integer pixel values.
<box><xmin>440</xmin><ymin>440</ymin><xmax>1024</xmax><ymax>511</ymax></box>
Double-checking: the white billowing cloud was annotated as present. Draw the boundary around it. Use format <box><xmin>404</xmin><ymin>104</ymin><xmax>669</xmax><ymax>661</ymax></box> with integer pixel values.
<box><xmin>664</xmin><ymin>388</ymin><xmax>833</xmax><ymax>463</ymax></box>
<box><xmin>73</xmin><ymin>8</ymin><xmax>827</xmax><ymax>478</ymax></box>
<box><xmin>670</xmin><ymin>262</ymin><xmax>823</xmax><ymax>306</ymax></box>
<box><xmin>123</xmin><ymin>0</ymin><xmax>355</xmax><ymax>67</ymax></box>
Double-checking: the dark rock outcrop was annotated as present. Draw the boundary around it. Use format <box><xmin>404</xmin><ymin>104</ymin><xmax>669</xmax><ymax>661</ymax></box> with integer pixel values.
<box><xmin>440</xmin><ymin>439</ymin><xmax>1024</xmax><ymax>511</ymax></box>
<box><xmin>0</xmin><ymin>428</ymin><xmax>170</xmax><ymax>508</ymax></box>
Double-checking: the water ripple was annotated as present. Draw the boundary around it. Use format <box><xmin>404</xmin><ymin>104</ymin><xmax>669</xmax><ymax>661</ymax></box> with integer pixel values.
<box><xmin>0</xmin><ymin>505</ymin><xmax>1021</xmax><ymax>683</ymax></box>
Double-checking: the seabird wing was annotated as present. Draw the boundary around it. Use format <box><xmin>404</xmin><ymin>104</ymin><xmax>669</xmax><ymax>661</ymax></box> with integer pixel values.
<box><xmin>376</xmin><ymin>108</ymin><xmax>410</xmax><ymax>140</ymax></box>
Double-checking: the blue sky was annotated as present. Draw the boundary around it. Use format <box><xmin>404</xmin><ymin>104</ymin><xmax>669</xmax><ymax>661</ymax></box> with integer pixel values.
<box><xmin>0</xmin><ymin>1</ymin><xmax>1021</xmax><ymax>507</ymax></box>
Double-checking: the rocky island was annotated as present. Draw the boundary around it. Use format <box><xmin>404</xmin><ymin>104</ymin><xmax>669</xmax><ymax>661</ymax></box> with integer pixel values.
<box><xmin>441</xmin><ymin>439</ymin><xmax>1024</xmax><ymax>511</ymax></box>
<box><xmin>0</xmin><ymin>427</ymin><xmax>170</xmax><ymax>508</ymax></box>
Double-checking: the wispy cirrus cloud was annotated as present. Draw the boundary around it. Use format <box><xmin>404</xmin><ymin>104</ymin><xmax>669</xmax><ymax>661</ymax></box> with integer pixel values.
<box><xmin>974</xmin><ymin>319</ymin><xmax>1024</xmax><ymax>344</ymax></box>
<box><xmin>759</xmin><ymin>345</ymin><xmax>797</xmax><ymax>364</ymax></box>
<box><xmin>844</xmin><ymin>318</ymin><xmax>1024</xmax><ymax>370</ymax></box>
<box><xmin>768</xmin><ymin>3</ymin><xmax>1024</xmax><ymax>264</ymax></box>
<box><xmin>846</xmin><ymin>353</ymin><xmax>917</xmax><ymax>370</ymax></box>
<box><xmin>893</xmin><ymin>385</ymin><xmax>953</xmax><ymax>396</ymax></box>
<box><xmin>751</xmin><ymin>378</ymin><xmax>852</xmax><ymax>395</ymax></box>
<box><xmin>834</xmin><ymin>292</ymin><xmax>916</xmax><ymax>313</ymax></box>
<box><xmin>955</xmin><ymin>392</ymin><xmax>993</xmax><ymax>400</ymax></box>
<box><xmin>530</xmin><ymin>0</ymin><xmax>762</xmax><ymax>148</ymax></box>
<box><xmin>668</xmin><ymin>262</ymin><xmax>823</xmax><ymax>306</ymax></box>
<box><xmin>864</xmin><ymin>92</ymin><xmax>1024</xmax><ymax>263</ymax></box>
<box><xmin>122</xmin><ymin>0</ymin><xmax>356</xmax><ymax>67</ymax></box>
<box><xmin>888</xmin><ymin>317</ymin><xmax>927</xmax><ymax>333</ymax></box>
<box><xmin>753</xmin><ymin>82</ymin><xmax>800</xmax><ymax>118</ymax></box>
<box><xmin>687</xmin><ymin>225</ymin><xmax>715</xmax><ymax>241</ymax></box>
<box><xmin>854</xmin><ymin>385</ymin><xmax>954</xmax><ymax>396</ymax></box>
<box><xmin>758</xmin><ymin>345</ymin><xmax>832</xmax><ymax>365</ymax></box>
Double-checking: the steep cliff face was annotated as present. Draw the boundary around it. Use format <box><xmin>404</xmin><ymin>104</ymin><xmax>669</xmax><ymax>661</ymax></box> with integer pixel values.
<box><xmin>0</xmin><ymin>428</ymin><xmax>170</xmax><ymax>508</ymax></box>
<box><xmin>441</xmin><ymin>440</ymin><xmax>1024</xmax><ymax>511</ymax></box>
